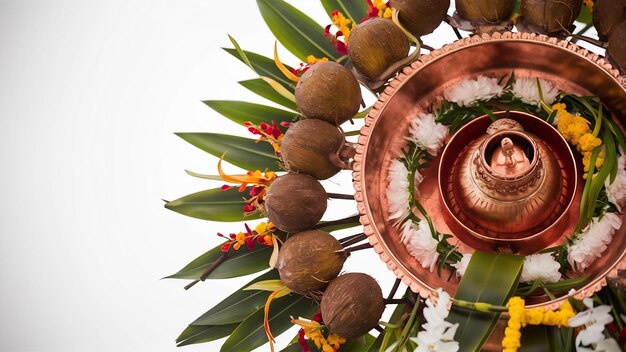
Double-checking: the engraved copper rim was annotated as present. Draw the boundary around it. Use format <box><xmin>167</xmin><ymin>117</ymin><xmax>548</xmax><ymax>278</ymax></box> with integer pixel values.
<box><xmin>352</xmin><ymin>32</ymin><xmax>626</xmax><ymax>310</ymax></box>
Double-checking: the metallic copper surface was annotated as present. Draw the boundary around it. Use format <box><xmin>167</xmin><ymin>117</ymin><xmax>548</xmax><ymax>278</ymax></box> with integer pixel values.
<box><xmin>439</xmin><ymin>112</ymin><xmax>576</xmax><ymax>254</ymax></box>
<box><xmin>352</xmin><ymin>32</ymin><xmax>626</xmax><ymax>313</ymax></box>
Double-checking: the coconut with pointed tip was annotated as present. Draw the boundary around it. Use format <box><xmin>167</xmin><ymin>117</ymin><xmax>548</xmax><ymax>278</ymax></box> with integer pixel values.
<box><xmin>320</xmin><ymin>273</ymin><xmax>385</xmax><ymax>338</ymax></box>
<box><xmin>456</xmin><ymin>0</ymin><xmax>514</xmax><ymax>23</ymax></box>
<box><xmin>280</xmin><ymin>119</ymin><xmax>345</xmax><ymax>180</ymax></box>
<box><xmin>276</xmin><ymin>230</ymin><xmax>346</xmax><ymax>295</ymax></box>
<box><xmin>264</xmin><ymin>173</ymin><xmax>327</xmax><ymax>233</ymax></box>
<box><xmin>348</xmin><ymin>17</ymin><xmax>410</xmax><ymax>80</ymax></box>
<box><xmin>392</xmin><ymin>0</ymin><xmax>450</xmax><ymax>37</ymax></box>
<box><xmin>593</xmin><ymin>0</ymin><xmax>626</xmax><ymax>39</ymax></box>
<box><xmin>295</xmin><ymin>61</ymin><xmax>361</xmax><ymax>126</ymax></box>
<box><xmin>521</xmin><ymin>0</ymin><xmax>583</xmax><ymax>33</ymax></box>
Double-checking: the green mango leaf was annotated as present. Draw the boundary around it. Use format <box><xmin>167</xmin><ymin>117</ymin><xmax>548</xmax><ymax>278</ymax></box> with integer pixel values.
<box><xmin>321</xmin><ymin>0</ymin><xmax>369</xmax><ymax>24</ymax></box>
<box><xmin>280</xmin><ymin>340</ymin><xmax>316</xmax><ymax>351</ymax></box>
<box><xmin>447</xmin><ymin>251</ymin><xmax>524</xmax><ymax>352</ymax></box>
<box><xmin>165</xmin><ymin>186</ymin><xmax>262</xmax><ymax>222</ymax></box>
<box><xmin>166</xmin><ymin>242</ymin><xmax>273</xmax><ymax>280</ymax></box>
<box><xmin>257</xmin><ymin>0</ymin><xmax>339</xmax><ymax>61</ymax></box>
<box><xmin>239</xmin><ymin>79</ymin><xmax>298</xmax><ymax>111</ymax></box>
<box><xmin>176</xmin><ymin>133</ymin><xmax>280</xmax><ymax>171</ymax></box>
<box><xmin>191</xmin><ymin>270</ymin><xmax>280</xmax><ymax>326</ymax></box>
<box><xmin>176</xmin><ymin>323</ymin><xmax>238</xmax><ymax>347</ymax></box>
<box><xmin>203</xmin><ymin>100</ymin><xmax>299</xmax><ymax>126</ymax></box>
<box><xmin>224</xmin><ymin>48</ymin><xmax>294</xmax><ymax>90</ymax></box>
<box><xmin>341</xmin><ymin>333</ymin><xmax>377</xmax><ymax>351</ymax></box>
<box><xmin>221</xmin><ymin>294</ymin><xmax>318</xmax><ymax>352</ymax></box>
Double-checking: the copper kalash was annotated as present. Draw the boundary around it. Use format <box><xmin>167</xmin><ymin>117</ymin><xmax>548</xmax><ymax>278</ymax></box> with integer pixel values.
<box><xmin>439</xmin><ymin>112</ymin><xmax>577</xmax><ymax>254</ymax></box>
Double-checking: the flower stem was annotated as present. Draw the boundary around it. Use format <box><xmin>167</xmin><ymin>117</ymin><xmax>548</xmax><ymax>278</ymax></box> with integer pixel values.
<box><xmin>184</xmin><ymin>253</ymin><xmax>229</xmax><ymax>290</ymax></box>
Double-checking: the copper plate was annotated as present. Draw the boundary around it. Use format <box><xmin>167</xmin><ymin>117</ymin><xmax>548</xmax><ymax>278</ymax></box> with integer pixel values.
<box><xmin>353</xmin><ymin>32</ymin><xmax>626</xmax><ymax>310</ymax></box>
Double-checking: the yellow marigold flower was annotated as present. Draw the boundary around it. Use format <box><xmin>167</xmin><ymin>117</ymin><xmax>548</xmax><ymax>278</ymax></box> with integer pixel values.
<box><xmin>526</xmin><ymin>307</ymin><xmax>545</xmax><ymax>325</ymax></box>
<box><xmin>306</xmin><ymin>55</ymin><xmax>329</xmax><ymax>64</ymax></box>
<box><xmin>373</xmin><ymin>0</ymin><xmax>392</xmax><ymax>18</ymax></box>
<box><xmin>503</xmin><ymin>296</ymin><xmax>525</xmax><ymax>352</ymax></box>
<box><xmin>327</xmin><ymin>333</ymin><xmax>346</xmax><ymax>347</ymax></box>
<box><xmin>332</xmin><ymin>10</ymin><xmax>353</xmax><ymax>42</ymax></box>
<box><xmin>577</xmin><ymin>133</ymin><xmax>602</xmax><ymax>153</ymax></box>
<box><xmin>582</xmin><ymin>148</ymin><xmax>605</xmax><ymax>172</ymax></box>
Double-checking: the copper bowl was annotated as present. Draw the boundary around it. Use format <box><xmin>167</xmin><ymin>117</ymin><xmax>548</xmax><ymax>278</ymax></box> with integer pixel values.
<box><xmin>353</xmin><ymin>32</ymin><xmax>626</xmax><ymax>309</ymax></box>
<box><xmin>439</xmin><ymin>111</ymin><xmax>577</xmax><ymax>254</ymax></box>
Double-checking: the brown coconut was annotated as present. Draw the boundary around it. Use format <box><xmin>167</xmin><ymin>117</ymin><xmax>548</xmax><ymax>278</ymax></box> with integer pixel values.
<box><xmin>295</xmin><ymin>61</ymin><xmax>361</xmax><ymax>126</ymax></box>
<box><xmin>276</xmin><ymin>230</ymin><xmax>346</xmax><ymax>295</ymax></box>
<box><xmin>392</xmin><ymin>0</ymin><xmax>450</xmax><ymax>37</ymax></box>
<box><xmin>348</xmin><ymin>17</ymin><xmax>410</xmax><ymax>80</ymax></box>
<box><xmin>264</xmin><ymin>173</ymin><xmax>327</xmax><ymax>233</ymax></box>
<box><xmin>280</xmin><ymin>119</ymin><xmax>345</xmax><ymax>180</ymax></box>
<box><xmin>521</xmin><ymin>0</ymin><xmax>583</xmax><ymax>33</ymax></box>
<box><xmin>456</xmin><ymin>0</ymin><xmax>514</xmax><ymax>23</ymax></box>
<box><xmin>608</xmin><ymin>21</ymin><xmax>626</xmax><ymax>73</ymax></box>
<box><xmin>593</xmin><ymin>0</ymin><xmax>626</xmax><ymax>39</ymax></box>
<box><xmin>320</xmin><ymin>273</ymin><xmax>385</xmax><ymax>338</ymax></box>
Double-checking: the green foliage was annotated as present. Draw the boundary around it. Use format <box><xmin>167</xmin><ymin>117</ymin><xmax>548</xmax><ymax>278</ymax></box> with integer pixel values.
<box><xmin>165</xmin><ymin>186</ymin><xmax>262</xmax><ymax>222</ymax></box>
<box><xmin>191</xmin><ymin>270</ymin><xmax>280</xmax><ymax>326</ymax></box>
<box><xmin>176</xmin><ymin>324</ymin><xmax>238</xmax><ymax>347</ymax></box>
<box><xmin>257</xmin><ymin>0</ymin><xmax>339</xmax><ymax>61</ymax></box>
<box><xmin>221</xmin><ymin>294</ymin><xmax>318</xmax><ymax>352</ymax></box>
<box><xmin>239</xmin><ymin>79</ymin><xmax>298</xmax><ymax>110</ymax></box>
<box><xmin>224</xmin><ymin>48</ymin><xmax>295</xmax><ymax>90</ymax></box>
<box><xmin>203</xmin><ymin>100</ymin><xmax>299</xmax><ymax>126</ymax></box>
<box><xmin>448</xmin><ymin>251</ymin><xmax>524</xmax><ymax>352</ymax></box>
<box><xmin>176</xmin><ymin>133</ymin><xmax>280</xmax><ymax>171</ymax></box>
<box><xmin>321</xmin><ymin>0</ymin><xmax>369</xmax><ymax>24</ymax></box>
<box><xmin>166</xmin><ymin>242</ymin><xmax>272</xmax><ymax>280</ymax></box>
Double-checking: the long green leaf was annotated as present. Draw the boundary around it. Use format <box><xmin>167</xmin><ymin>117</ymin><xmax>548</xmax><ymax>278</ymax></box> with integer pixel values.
<box><xmin>176</xmin><ymin>133</ymin><xmax>280</xmax><ymax>171</ymax></box>
<box><xmin>165</xmin><ymin>186</ymin><xmax>261</xmax><ymax>222</ymax></box>
<box><xmin>166</xmin><ymin>242</ymin><xmax>273</xmax><ymax>280</ymax></box>
<box><xmin>447</xmin><ymin>251</ymin><xmax>524</xmax><ymax>352</ymax></box>
<box><xmin>176</xmin><ymin>323</ymin><xmax>238</xmax><ymax>347</ymax></box>
<box><xmin>239</xmin><ymin>79</ymin><xmax>298</xmax><ymax>111</ymax></box>
<box><xmin>257</xmin><ymin>0</ymin><xmax>339</xmax><ymax>61</ymax></box>
<box><xmin>221</xmin><ymin>294</ymin><xmax>318</xmax><ymax>352</ymax></box>
<box><xmin>321</xmin><ymin>0</ymin><xmax>369</xmax><ymax>24</ymax></box>
<box><xmin>224</xmin><ymin>48</ymin><xmax>294</xmax><ymax>89</ymax></box>
<box><xmin>203</xmin><ymin>100</ymin><xmax>299</xmax><ymax>126</ymax></box>
<box><xmin>192</xmin><ymin>270</ymin><xmax>280</xmax><ymax>325</ymax></box>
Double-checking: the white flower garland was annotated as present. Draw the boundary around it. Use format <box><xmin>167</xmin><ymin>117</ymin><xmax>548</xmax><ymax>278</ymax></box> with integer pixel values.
<box><xmin>568</xmin><ymin>298</ymin><xmax>621</xmax><ymax>352</ymax></box>
<box><xmin>411</xmin><ymin>288</ymin><xmax>460</xmax><ymax>352</ymax></box>
<box><xmin>386</xmin><ymin>74</ymin><xmax>625</xmax><ymax>280</ymax></box>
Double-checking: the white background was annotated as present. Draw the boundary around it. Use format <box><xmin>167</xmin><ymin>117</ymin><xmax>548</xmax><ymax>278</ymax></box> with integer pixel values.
<box><xmin>1</xmin><ymin>1</ymin><xmax>600</xmax><ymax>351</ymax></box>
<box><xmin>0</xmin><ymin>1</ymin><xmax>413</xmax><ymax>351</ymax></box>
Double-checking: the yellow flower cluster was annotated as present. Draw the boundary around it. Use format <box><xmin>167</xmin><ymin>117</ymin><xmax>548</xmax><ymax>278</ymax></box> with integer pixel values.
<box><xmin>503</xmin><ymin>297</ymin><xmax>576</xmax><ymax>352</ymax></box>
<box><xmin>294</xmin><ymin>319</ymin><xmax>346</xmax><ymax>352</ymax></box>
<box><xmin>306</xmin><ymin>55</ymin><xmax>329</xmax><ymax>65</ymax></box>
<box><xmin>372</xmin><ymin>0</ymin><xmax>392</xmax><ymax>19</ymax></box>
<box><xmin>331</xmin><ymin>11</ymin><xmax>355</xmax><ymax>43</ymax></box>
<box><xmin>554</xmin><ymin>103</ymin><xmax>604</xmax><ymax>174</ymax></box>
<box><xmin>503</xmin><ymin>297</ymin><xmax>525</xmax><ymax>352</ymax></box>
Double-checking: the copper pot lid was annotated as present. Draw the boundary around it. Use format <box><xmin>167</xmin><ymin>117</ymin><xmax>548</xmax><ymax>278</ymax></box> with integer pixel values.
<box><xmin>352</xmin><ymin>32</ymin><xmax>626</xmax><ymax>309</ymax></box>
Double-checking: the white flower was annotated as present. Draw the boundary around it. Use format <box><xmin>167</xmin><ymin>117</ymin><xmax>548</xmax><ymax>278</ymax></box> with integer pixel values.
<box><xmin>444</xmin><ymin>75</ymin><xmax>503</xmax><ymax>107</ymax></box>
<box><xmin>386</xmin><ymin>159</ymin><xmax>414</xmax><ymax>225</ymax></box>
<box><xmin>605</xmin><ymin>154</ymin><xmax>626</xmax><ymax>211</ymax></box>
<box><xmin>411</xmin><ymin>288</ymin><xmax>459</xmax><ymax>352</ymax></box>
<box><xmin>401</xmin><ymin>220</ymin><xmax>440</xmax><ymax>272</ymax></box>
<box><xmin>407</xmin><ymin>113</ymin><xmax>449</xmax><ymax>156</ymax></box>
<box><xmin>520</xmin><ymin>253</ymin><xmax>562</xmax><ymax>283</ymax></box>
<box><xmin>567</xmin><ymin>213</ymin><xmax>622</xmax><ymax>272</ymax></box>
<box><xmin>511</xmin><ymin>77</ymin><xmax>559</xmax><ymax>107</ymax></box>
<box><xmin>451</xmin><ymin>253</ymin><xmax>472</xmax><ymax>277</ymax></box>
<box><xmin>568</xmin><ymin>298</ymin><xmax>619</xmax><ymax>352</ymax></box>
